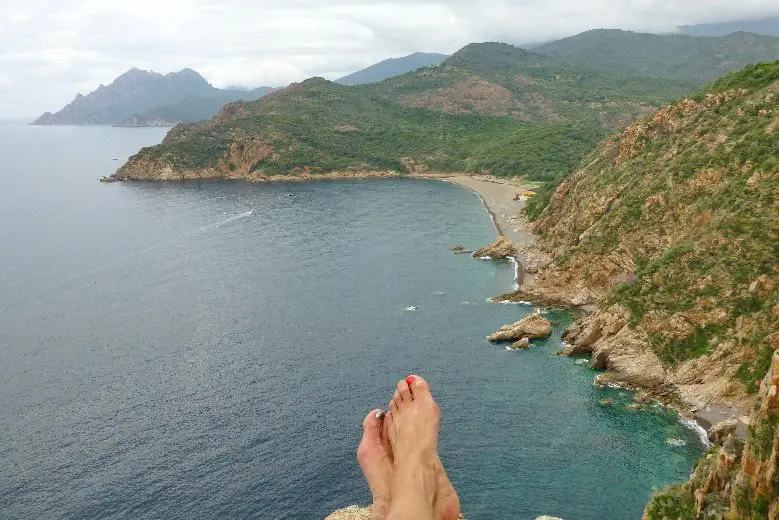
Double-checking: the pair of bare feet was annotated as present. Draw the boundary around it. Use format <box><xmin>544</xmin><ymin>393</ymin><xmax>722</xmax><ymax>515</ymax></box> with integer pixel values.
<box><xmin>356</xmin><ymin>375</ymin><xmax>461</xmax><ymax>520</ymax></box>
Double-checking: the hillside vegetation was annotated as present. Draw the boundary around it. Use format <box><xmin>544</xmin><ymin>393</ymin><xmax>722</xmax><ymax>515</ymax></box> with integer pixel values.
<box><xmin>115</xmin><ymin>31</ymin><xmax>779</xmax><ymax>182</ymax></box>
<box><xmin>502</xmin><ymin>62</ymin><xmax>779</xmax><ymax>518</ymax></box>
<box><xmin>536</xmin><ymin>30</ymin><xmax>779</xmax><ymax>84</ymax></box>
<box><xmin>114</xmin><ymin>43</ymin><xmax>692</xmax><ymax>181</ymax></box>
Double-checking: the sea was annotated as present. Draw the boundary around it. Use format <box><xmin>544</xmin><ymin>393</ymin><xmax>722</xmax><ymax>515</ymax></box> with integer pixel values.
<box><xmin>0</xmin><ymin>122</ymin><xmax>704</xmax><ymax>520</ymax></box>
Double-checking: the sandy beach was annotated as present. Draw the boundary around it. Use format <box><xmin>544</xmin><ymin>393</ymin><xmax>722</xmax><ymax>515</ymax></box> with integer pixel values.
<box><xmin>445</xmin><ymin>175</ymin><xmax>536</xmax><ymax>249</ymax></box>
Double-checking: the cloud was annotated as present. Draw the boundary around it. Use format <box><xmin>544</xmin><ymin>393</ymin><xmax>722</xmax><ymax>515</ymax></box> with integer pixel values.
<box><xmin>0</xmin><ymin>0</ymin><xmax>778</xmax><ymax>118</ymax></box>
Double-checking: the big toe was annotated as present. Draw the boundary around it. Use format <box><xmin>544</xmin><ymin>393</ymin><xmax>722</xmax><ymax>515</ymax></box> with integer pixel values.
<box><xmin>357</xmin><ymin>409</ymin><xmax>385</xmax><ymax>464</ymax></box>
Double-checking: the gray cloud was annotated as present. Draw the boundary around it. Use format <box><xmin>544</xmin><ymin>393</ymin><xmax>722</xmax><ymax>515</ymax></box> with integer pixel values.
<box><xmin>1</xmin><ymin>0</ymin><xmax>778</xmax><ymax>118</ymax></box>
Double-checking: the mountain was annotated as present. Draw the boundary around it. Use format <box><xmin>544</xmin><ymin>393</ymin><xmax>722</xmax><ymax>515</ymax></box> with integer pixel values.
<box><xmin>679</xmin><ymin>16</ymin><xmax>779</xmax><ymax>37</ymax></box>
<box><xmin>497</xmin><ymin>62</ymin><xmax>779</xmax><ymax>517</ymax></box>
<box><xmin>535</xmin><ymin>29</ymin><xmax>779</xmax><ymax>84</ymax></box>
<box><xmin>117</xmin><ymin>87</ymin><xmax>277</xmax><ymax>127</ymax></box>
<box><xmin>32</xmin><ymin>68</ymin><xmax>275</xmax><ymax>126</ymax></box>
<box><xmin>335</xmin><ymin>52</ymin><xmax>448</xmax><ymax>85</ymax></box>
<box><xmin>113</xmin><ymin>42</ymin><xmax>694</xmax><ymax>182</ymax></box>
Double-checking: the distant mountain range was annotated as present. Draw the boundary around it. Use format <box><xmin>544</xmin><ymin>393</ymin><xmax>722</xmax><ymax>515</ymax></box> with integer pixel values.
<box><xmin>32</xmin><ymin>68</ymin><xmax>276</xmax><ymax>127</ymax></box>
<box><xmin>32</xmin><ymin>53</ymin><xmax>447</xmax><ymax>127</ymax></box>
<box><xmin>335</xmin><ymin>52</ymin><xmax>449</xmax><ymax>85</ymax></box>
<box><xmin>679</xmin><ymin>15</ymin><xmax>779</xmax><ymax>37</ymax></box>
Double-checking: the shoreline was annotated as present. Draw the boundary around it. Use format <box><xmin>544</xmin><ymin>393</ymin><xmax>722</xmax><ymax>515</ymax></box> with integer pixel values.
<box><xmin>441</xmin><ymin>176</ymin><xmax>737</xmax><ymax>443</ymax></box>
<box><xmin>443</xmin><ymin>175</ymin><xmax>538</xmax><ymax>288</ymax></box>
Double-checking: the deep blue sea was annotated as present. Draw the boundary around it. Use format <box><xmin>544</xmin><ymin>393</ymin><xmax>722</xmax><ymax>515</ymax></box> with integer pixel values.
<box><xmin>0</xmin><ymin>122</ymin><xmax>704</xmax><ymax>520</ymax></box>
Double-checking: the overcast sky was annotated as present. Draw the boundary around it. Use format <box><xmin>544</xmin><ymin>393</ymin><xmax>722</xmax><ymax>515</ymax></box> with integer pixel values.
<box><xmin>1</xmin><ymin>0</ymin><xmax>778</xmax><ymax>118</ymax></box>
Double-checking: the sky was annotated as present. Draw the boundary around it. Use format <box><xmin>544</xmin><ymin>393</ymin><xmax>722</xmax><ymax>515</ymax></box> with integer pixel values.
<box><xmin>1</xmin><ymin>0</ymin><xmax>779</xmax><ymax>118</ymax></box>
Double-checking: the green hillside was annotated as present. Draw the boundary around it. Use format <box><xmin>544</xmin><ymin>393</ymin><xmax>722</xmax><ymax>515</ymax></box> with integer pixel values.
<box><xmin>536</xmin><ymin>30</ymin><xmax>779</xmax><ymax>84</ymax></box>
<box><xmin>115</xmin><ymin>43</ymin><xmax>689</xmax><ymax>182</ymax></box>
<box><xmin>504</xmin><ymin>61</ymin><xmax>779</xmax><ymax>518</ymax></box>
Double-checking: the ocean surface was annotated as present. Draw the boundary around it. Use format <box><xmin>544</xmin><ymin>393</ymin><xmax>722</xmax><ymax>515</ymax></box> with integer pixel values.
<box><xmin>0</xmin><ymin>122</ymin><xmax>704</xmax><ymax>520</ymax></box>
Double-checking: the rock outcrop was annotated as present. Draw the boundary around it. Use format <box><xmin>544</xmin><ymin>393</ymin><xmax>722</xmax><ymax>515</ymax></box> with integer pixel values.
<box><xmin>645</xmin><ymin>350</ymin><xmax>779</xmax><ymax>519</ymax></box>
<box><xmin>708</xmin><ymin>419</ymin><xmax>739</xmax><ymax>444</ymax></box>
<box><xmin>472</xmin><ymin>236</ymin><xmax>517</xmax><ymax>259</ymax></box>
<box><xmin>326</xmin><ymin>506</ymin><xmax>560</xmax><ymax>520</ymax></box>
<box><xmin>510</xmin><ymin>337</ymin><xmax>531</xmax><ymax>350</ymax></box>
<box><xmin>488</xmin><ymin>313</ymin><xmax>552</xmax><ymax>343</ymax></box>
<box><xmin>325</xmin><ymin>506</ymin><xmax>374</xmax><ymax>520</ymax></box>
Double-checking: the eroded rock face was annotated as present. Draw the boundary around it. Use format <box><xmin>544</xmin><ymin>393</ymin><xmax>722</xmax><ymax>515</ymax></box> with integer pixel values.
<box><xmin>488</xmin><ymin>313</ymin><xmax>552</xmax><ymax>342</ymax></box>
<box><xmin>645</xmin><ymin>351</ymin><xmax>779</xmax><ymax>519</ymax></box>
<box><xmin>708</xmin><ymin>419</ymin><xmax>738</xmax><ymax>444</ymax></box>
<box><xmin>473</xmin><ymin>236</ymin><xmax>517</xmax><ymax>259</ymax></box>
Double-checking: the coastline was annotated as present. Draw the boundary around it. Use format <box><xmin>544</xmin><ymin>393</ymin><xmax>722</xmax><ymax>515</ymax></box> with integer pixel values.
<box><xmin>444</xmin><ymin>175</ymin><xmax>539</xmax><ymax>288</ymax></box>
<box><xmin>441</xmin><ymin>176</ymin><xmax>740</xmax><ymax>442</ymax></box>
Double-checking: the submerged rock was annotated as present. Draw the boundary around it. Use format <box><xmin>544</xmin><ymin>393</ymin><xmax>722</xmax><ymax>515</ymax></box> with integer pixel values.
<box><xmin>450</xmin><ymin>244</ymin><xmax>474</xmax><ymax>255</ymax></box>
<box><xmin>472</xmin><ymin>236</ymin><xmax>517</xmax><ymax>259</ymax></box>
<box><xmin>488</xmin><ymin>313</ymin><xmax>553</xmax><ymax>342</ymax></box>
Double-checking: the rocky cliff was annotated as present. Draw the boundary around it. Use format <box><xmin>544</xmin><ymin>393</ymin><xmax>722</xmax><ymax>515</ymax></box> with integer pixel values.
<box><xmin>497</xmin><ymin>62</ymin><xmax>779</xmax><ymax>517</ymax></box>
<box><xmin>645</xmin><ymin>350</ymin><xmax>779</xmax><ymax>519</ymax></box>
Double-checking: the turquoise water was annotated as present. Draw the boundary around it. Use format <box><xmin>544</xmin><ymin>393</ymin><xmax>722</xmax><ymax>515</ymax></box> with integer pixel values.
<box><xmin>0</xmin><ymin>123</ymin><xmax>703</xmax><ymax>519</ymax></box>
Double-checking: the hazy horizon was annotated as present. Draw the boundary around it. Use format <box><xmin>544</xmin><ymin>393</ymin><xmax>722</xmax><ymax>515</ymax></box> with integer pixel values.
<box><xmin>2</xmin><ymin>0</ymin><xmax>779</xmax><ymax>118</ymax></box>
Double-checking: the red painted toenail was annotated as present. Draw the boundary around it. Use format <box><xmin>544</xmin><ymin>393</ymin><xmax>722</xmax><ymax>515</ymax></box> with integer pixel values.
<box><xmin>405</xmin><ymin>376</ymin><xmax>415</xmax><ymax>385</ymax></box>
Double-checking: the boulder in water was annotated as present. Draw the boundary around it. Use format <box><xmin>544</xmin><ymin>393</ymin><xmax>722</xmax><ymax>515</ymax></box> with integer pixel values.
<box><xmin>473</xmin><ymin>236</ymin><xmax>517</xmax><ymax>259</ymax></box>
<box><xmin>488</xmin><ymin>313</ymin><xmax>552</xmax><ymax>342</ymax></box>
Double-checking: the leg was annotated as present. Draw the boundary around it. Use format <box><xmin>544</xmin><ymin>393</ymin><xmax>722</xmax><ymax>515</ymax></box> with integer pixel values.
<box><xmin>382</xmin><ymin>384</ymin><xmax>460</xmax><ymax>520</ymax></box>
<box><xmin>386</xmin><ymin>376</ymin><xmax>440</xmax><ymax>520</ymax></box>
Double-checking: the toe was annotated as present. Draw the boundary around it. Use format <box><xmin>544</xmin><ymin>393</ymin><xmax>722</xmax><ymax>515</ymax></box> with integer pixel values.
<box><xmin>406</xmin><ymin>374</ymin><xmax>430</xmax><ymax>399</ymax></box>
<box><xmin>396</xmin><ymin>378</ymin><xmax>412</xmax><ymax>402</ymax></box>
<box><xmin>357</xmin><ymin>409</ymin><xmax>385</xmax><ymax>465</ymax></box>
<box><xmin>381</xmin><ymin>410</ymin><xmax>394</xmax><ymax>460</ymax></box>
<box><xmin>390</xmin><ymin>389</ymin><xmax>401</xmax><ymax>410</ymax></box>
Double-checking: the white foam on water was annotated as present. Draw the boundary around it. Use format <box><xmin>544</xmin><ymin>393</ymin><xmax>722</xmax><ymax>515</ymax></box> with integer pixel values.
<box><xmin>213</xmin><ymin>210</ymin><xmax>254</xmax><ymax>228</ymax></box>
<box><xmin>666</xmin><ymin>438</ymin><xmax>687</xmax><ymax>447</ymax></box>
<box><xmin>405</xmin><ymin>306</ymin><xmax>417</xmax><ymax>311</ymax></box>
<box><xmin>508</xmin><ymin>255</ymin><xmax>520</xmax><ymax>289</ymax></box>
<box><xmin>680</xmin><ymin>417</ymin><xmax>712</xmax><ymax>448</ymax></box>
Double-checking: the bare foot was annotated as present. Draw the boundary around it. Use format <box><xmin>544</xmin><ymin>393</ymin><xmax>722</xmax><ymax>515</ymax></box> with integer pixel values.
<box><xmin>386</xmin><ymin>376</ymin><xmax>440</xmax><ymax>520</ymax></box>
<box><xmin>382</xmin><ymin>385</ymin><xmax>460</xmax><ymax>520</ymax></box>
<box><xmin>357</xmin><ymin>409</ymin><xmax>392</xmax><ymax>519</ymax></box>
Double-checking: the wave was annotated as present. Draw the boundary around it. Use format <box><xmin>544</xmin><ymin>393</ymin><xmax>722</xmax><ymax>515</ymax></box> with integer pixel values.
<box><xmin>207</xmin><ymin>209</ymin><xmax>254</xmax><ymax>229</ymax></box>
<box><xmin>680</xmin><ymin>417</ymin><xmax>712</xmax><ymax>448</ymax></box>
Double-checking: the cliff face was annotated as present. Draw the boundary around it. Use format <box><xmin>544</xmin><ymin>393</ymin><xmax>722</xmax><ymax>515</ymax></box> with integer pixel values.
<box><xmin>501</xmin><ymin>63</ymin><xmax>779</xmax><ymax>410</ymax></box>
<box><xmin>497</xmin><ymin>62</ymin><xmax>779</xmax><ymax>518</ymax></box>
<box><xmin>645</xmin><ymin>350</ymin><xmax>779</xmax><ymax>519</ymax></box>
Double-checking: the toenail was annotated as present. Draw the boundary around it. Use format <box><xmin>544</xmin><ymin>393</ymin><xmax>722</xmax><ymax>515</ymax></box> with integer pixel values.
<box><xmin>405</xmin><ymin>375</ymin><xmax>415</xmax><ymax>385</ymax></box>
<box><xmin>375</xmin><ymin>411</ymin><xmax>385</xmax><ymax>419</ymax></box>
